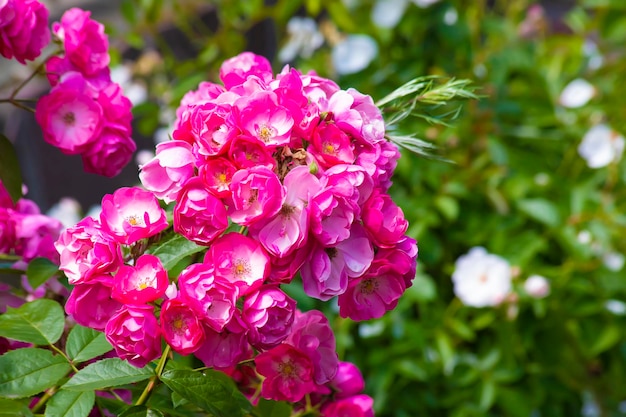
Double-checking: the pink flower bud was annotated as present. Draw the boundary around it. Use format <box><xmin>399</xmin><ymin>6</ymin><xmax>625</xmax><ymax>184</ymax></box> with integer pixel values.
<box><xmin>524</xmin><ymin>274</ymin><xmax>550</xmax><ymax>298</ymax></box>
<box><xmin>322</xmin><ymin>394</ymin><xmax>374</xmax><ymax>417</ymax></box>
<box><xmin>219</xmin><ymin>51</ymin><xmax>273</xmax><ymax>90</ymax></box>
<box><xmin>330</xmin><ymin>361</ymin><xmax>365</xmax><ymax>398</ymax></box>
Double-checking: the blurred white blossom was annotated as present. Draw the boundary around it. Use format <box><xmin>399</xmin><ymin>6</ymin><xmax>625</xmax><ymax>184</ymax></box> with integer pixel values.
<box><xmin>46</xmin><ymin>197</ymin><xmax>81</xmax><ymax>228</ymax></box>
<box><xmin>603</xmin><ymin>251</ymin><xmax>625</xmax><ymax>272</ymax></box>
<box><xmin>452</xmin><ymin>247</ymin><xmax>512</xmax><ymax>307</ymax></box>
<box><xmin>278</xmin><ymin>17</ymin><xmax>324</xmax><ymax>63</ymax></box>
<box><xmin>559</xmin><ymin>78</ymin><xmax>595</xmax><ymax>108</ymax></box>
<box><xmin>605</xmin><ymin>300</ymin><xmax>626</xmax><ymax>315</ymax></box>
<box><xmin>523</xmin><ymin>275</ymin><xmax>550</xmax><ymax>298</ymax></box>
<box><xmin>372</xmin><ymin>0</ymin><xmax>408</xmax><ymax>28</ymax></box>
<box><xmin>413</xmin><ymin>0</ymin><xmax>440</xmax><ymax>7</ymax></box>
<box><xmin>332</xmin><ymin>34</ymin><xmax>378</xmax><ymax>75</ymax></box>
<box><xmin>443</xmin><ymin>7</ymin><xmax>458</xmax><ymax>25</ymax></box>
<box><xmin>578</xmin><ymin>124</ymin><xmax>625</xmax><ymax>169</ymax></box>
<box><xmin>110</xmin><ymin>65</ymin><xmax>147</xmax><ymax>106</ymax></box>
<box><xmin>583</xmin><ymin>40</ymin><xmax>603</xmax><ymax>71</ymax></box>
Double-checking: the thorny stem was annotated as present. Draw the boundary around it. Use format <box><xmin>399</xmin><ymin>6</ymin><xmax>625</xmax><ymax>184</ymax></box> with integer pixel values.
<box><xmin>135</xmin><ymin>345</ymin><xmax>171</xmax><ymax>406</ymax></box>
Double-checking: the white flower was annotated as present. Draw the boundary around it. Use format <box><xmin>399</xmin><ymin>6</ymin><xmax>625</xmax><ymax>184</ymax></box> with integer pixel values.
<box><xmin>523</xmin><ymin>275</ymin><xmax>550</xmax><ymax>298</ymax></box>
<box><xmin>372</xmin><ymin>0</ymin><xmax>409</xmax><ymax>29</ymax></box>
<box><xmin>412</xmin><ymin>0</ymin><xmax>440</xmax><ymax>7</ymax></box>
<box><xmin>605</xmin><ymin>300</ymin><xmax>626</xmax><ymax>316</ymax></box>
<box><xmin>278</xmin><ymin>17</ymin><xmax>324</xmax><ymax>63</ymax></box>
<box><xmin>452</xmin><ymin>247</ymin><xmax>512</xmax><ymax>307</ymax></box>
<box><xmin>46</xmin><ymin>197</ymin><xmax>81</xmax><ymax>228</ymax></box>
<box><xmin>559</xmin><ymin>78</ymin><xmax>595</xmax><ymax>108</ymax></box>
<box><xmin>332</xmin><ymin>34</ymin><xmax>378</xmax><ymax>75</ymax></box>
<box><xmin>603</xmin><ymin>251</ymin><xmax>625</xmax><ymax>272</ymax></box>
<box><xmin>578</xmin><ymin>124</ymin><xmax>625</xmax><ymax>169</ymax></box>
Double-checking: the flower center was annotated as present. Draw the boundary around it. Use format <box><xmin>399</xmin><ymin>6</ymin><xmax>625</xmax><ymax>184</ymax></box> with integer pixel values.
<box><xmin>280</xmin><ymin>204</ymin><xmax>295</xmax><ymax>217</ymax></box>
<box><xmin>125</xmin><ymin>214</ymin><xmax>143</xmax><ymax>226</ymax></box>
<box><xmin>278</xmin><ymin>360</ymin><xmax>296</xmax><ymax>377</ymax></box>
<box><xmin>257</xmin><ymin>124</ymin><xmax>276</xmax><ymax>142</ymax></box>
<box><xmin>360</xmin><ymin>278</ymin><xmax>379</xmax><ymax>295</ymax></box>
<box><xmin>325</xmin><ymin>247</ymin><xmax>338</xmax><ymax>259</ymax></box>
<box><xmin>233</xmin><ymin>259</ymin><xmax>250</xmax><ymax>278</ymax></box>
<box><xmin>63</xmin><ymin>112</ymin><xmax>76</xmax><ymax>126</ymax></box>
<box><xmin>323</xmin><ymin>142</ymin><xmax>336</xmax><ymax>155</ymax></box>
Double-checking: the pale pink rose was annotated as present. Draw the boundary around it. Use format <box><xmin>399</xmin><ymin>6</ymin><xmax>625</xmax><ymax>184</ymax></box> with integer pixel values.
<box><xmin>160</xmin><ymin>297</ymin><xmax>205</xmax><ymax>355</ymax></box>
<box><xmin>177</xmin><ymin>262</ymin><xmax>238</xmax><ymax>332</ymax></box>
<box><xmin>255</xmin><ymin>343</ymin><xmax>317</xmax><ymax>402</ymax></box>
<box><xmin>65</xmin><ymin>276</ymin><xmax>122</xmax><ymax>331</ymax></box>
<box><xmin>236</xmin><ymin>91</ymin><xmax>294</xmax><ymax>147</ymax></box>
<box><xmin>81</xmin><ymin>128</ymin><xmax>136</xmax><ymax>178</ymax></box>
<box><xmin>173</xmin><ymin>177</ymin><xmax>229</xmax><ymax>246</ymax></box>
<box><xmin>55</xmin><ymin>216</ymin><xmax>123</xmax><ymax>284</ymax></box>
<box><xmin>452</xmin><ymin>247</ymin><xmax>512</xmax><ymax>307</ymax></box>
<box><xmin>300</xmin><ymin>73</ymin><xmax>340</xmax><ymax>107</ymax></box>
<box><xmin>228</xmin><ymin>166</ymin><xmax>285</xmax><ymax>226</ymax></box>
<box><xmin>361</xmin><ymin>188</ymin><xmax>408</xmax><ymax>248</ymax></box>
<box><xmin>100</xmin><ymin>187</ymin><xmax>168</xmax><ymax>245</ymax></box>
<box><xmin>523</xmin><ymin>274</ymin><xmax>550</xmax><ymax>298</ymax></box>
<box><xmin>0</xmin><ymin>0</ymin><xmax>50</xmax><ymax>64</ymax></box>
<box><xmin>347</xmin><ymin>88</ymin><xmax>385</xmax><ymax>145</ymax></box>
<box><xmin>53</xmin><ymin>8</ymin><xmax>110</xmax><ymax>76</ymax></box>
<box><xmin>219</xmin><ymin>51</ymin><xmax>273</xmax><ymax>90</ymax></box>
<box><xmin>205</xmin><ymin>232</ymin><xmax>270</xmax><ymax>295</ymax></box>
<box><xmin>35</xmin><ymin>77</ymin><xmax>103</xmax><ymax>155</ymax></box>
<box><xmin>139</xmin><ymin>141</ymin><xmax>195</xmax><ymax>203</ymax></box>
<box><xmin>111</xmin><ymin>254</ymin><xmax>168</xmax><ymax>304</ymax></box>
<box><xmin>322</xmin><ymin>395</ymin><xmax>374</xmax><ymax>417</ymax></box>
<box><xmin>249</xmin><ymin>166</ymin><xmax>320</xmax><ymax>257</ymax></box>
<box><xmin>194</xmin><ymin>314</ymin><xmax>250</xmax><ymax>369</ymax></box>
<box><xmin>242</xmin><ymin>285</ymin><xmax>296</xmax><ymax>350</ymax></box>
<box><xmin>284</xmin><ymin>310</ymin><xmax>338</xmax><ymax>385</ymax></box>
<box><xmin>105</xmin><ymin>304</ymin><xmax>161</xmax><ymax>368</ymax></box>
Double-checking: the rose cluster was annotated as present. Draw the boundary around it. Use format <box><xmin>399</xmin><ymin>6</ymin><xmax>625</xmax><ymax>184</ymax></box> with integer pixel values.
<box><xmin>58</xmin><ymin>52</ymin><xmax>416</xmax><ymax>414</ymax></box>
<box><xmin>0</xmin><ymin>180</ymin><xmax>62</xmax><ymax>264</ymax></box>
<box><xmin>0</xmin><ymin>0</ymin><xmax>50</xmax><ymax>64</ymax></box>
<box><xmin>141</xmin><ymin>52</ymin><xmax>417</xmax><ymax>321</ymax></box>
<box><xmin>33</xmin><ymin>8</ymin><xmax>136</xmax><ymax>177</ymax></box>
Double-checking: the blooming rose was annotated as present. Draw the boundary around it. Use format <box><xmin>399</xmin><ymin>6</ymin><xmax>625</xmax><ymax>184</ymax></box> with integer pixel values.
<box><xmin>160</xmin><ymin>297</ymin><xmax>205</xmax><ymax>355</ymax></box>
<box><xmin>173</xmin><ymin>178</ymin><xmax>229</xmax><ymax>246</ymax></box>
<box><xmin>105</xmin><ymin>304</ymin><xmax>161</xmax><ymax>368</ymax></box>
<box><xmin>219</xmin><ymin>51</ymin><xmax>273</xmax><ymax>90</ymax></box>
<box><xmin>451</xmin><ymin>247</ymin><xmax>512</xmax><ymax>307</ymax></box>
<box><xmin>242</xmin><ymin>285</ymin><xmax>296</xmax><ymax>350</ymax></box>
<box><xmin>99</xmin><ymin>187</ymin><xmax>168</xmax><ymax>245</ymax></box>
<box><xmin>65</xmin><ymin>276</ymin><xmax>122</xmax><ymax>331</ymax></box>
<box><xmin>578</xmin><ymin>124</ymin><xmax>625</xmax><ymax>169</ymax></box>
<box><xmin>111</xmin><ymin>254</ymin><xmax>168</xmax><ymax>304</ymax></box>
<box><xmin>322</xmin><ymin>395</ymin><xmax>374</xmax><ymax>417</ymax></box>
<box><xmin>0</xmin><ymin>0</ymin><xmax>50</xmax><ymax>64</ymax></box>
<box><xmin>228</xmin><ymin>166</ymin><xmax>285</xmax><ymax>226</ymax></box>
<box><xmin>81</xmin><ymin>128</ymin><xmax>136</xmax><ymax>177</ymax></box>
<box><xmin>139</xmin><ymin>141</ymin><xmax>195</xmax><ymax>203</ymax></box>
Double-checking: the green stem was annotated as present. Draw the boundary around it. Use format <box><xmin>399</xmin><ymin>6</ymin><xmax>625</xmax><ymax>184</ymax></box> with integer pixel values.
<box><xmin>30</xmin><ymin>386</ymin><xmax>57</xmax><ymax>413</ymax></box>
<box><xmin>49</xmin><ymin>344</ymin><xmax>79</xmax><ymax>373</ymax></box>
<box><xmin>135</xmin><ymin>345</ymin><xmax>171</xmax><ymax>406</ymax></box>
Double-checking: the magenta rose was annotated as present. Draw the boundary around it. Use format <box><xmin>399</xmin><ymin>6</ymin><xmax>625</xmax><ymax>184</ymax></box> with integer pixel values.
<box><xmin>111</xmin><ymin>254</ymin><xmax>167</xmax><ymax>304</ymax></box>
<box><xmin>322</xmin><ymin>395</ymin><xmax>374</xmax><ymax>417</ymax></box>
<box><xmin>242</xmin><ymin>285</ymin><xmax>296</xmax><ymax>350</ymax></box>
<box><xmin>219</xmin><ymin>51</ymin><xmax>273</xmax><ymax>90</ymax></box>
<box><xmin>105</xmin><ymin>304</ymin><xmax>161</xmax><ymax>368</ymax></box>
<box><xmin>0</xmin><ymin>0</ymin><xmax>50</xmax><ymax>64</ymax></box>
<box><xmin>160</xmin><ymin>297</ymin><xmax>205</xmax><ymax>355</ymax></box>
<box><xmin>81</xmin><ymin>128</ymin><xmax>136</xmax><ymax>177</ymax></box>
<box><xmin>139</xmin><ymin>141</ymin><xmax>195</xmax><ymax>203</ymax></box>
<box><xmin>65</xmin><ymin>276</ymin><xmax>122</xmax><ymax>331</ymax></box>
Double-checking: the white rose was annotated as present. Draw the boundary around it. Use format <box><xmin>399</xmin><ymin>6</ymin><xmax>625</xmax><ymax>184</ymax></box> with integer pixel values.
<box><xmin>452</xmin><ymin>247</ymin><xmax>512</xmax><ymax>307</ymax></box>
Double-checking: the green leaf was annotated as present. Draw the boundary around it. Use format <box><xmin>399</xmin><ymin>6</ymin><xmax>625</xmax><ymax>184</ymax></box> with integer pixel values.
<box><xmin>0</xmin><ymin>398</ymin><xmax>33</xmax><ymax>417</ymax></box>
<box><xmin>44</xmin><ymin>390</ymin><xmax>95</xmax><ymax>417</ymax></box>
<box><xmin>255</xmin><ymin>398</ymin><xmax>292</xmax><ymax>417</ymax></box>
<box><xmin>0</xmin><ymin>348</ymin><xmax>71</xmax><ymax>399</ymax></box>
<box><xmin>145</xmin><ymin>233</ymin><xmax>204</xmax><ymax>271</ymax></box>
<box><xmin>119</xmin><ymin>405</ymin><xmax>164</xmax><ymax>417</ymax></box>
<box><xmin>65</xmin><ymin>325</ymin><xmax>113</xmax><ymax>363</ymax></box>
<box><xmin>0</xmin><ymin>133</ymin><xmax>23</xmax><ymax>204</ymax></box>
<box><xmin>160</xmin><ymin>369</ymin><xmax>251</xmax><ymax>417</ymax></box>
<box><xmin>0</xmin><ymin>299</ymin><xmax>65</xmax><ymax>345</ymax></box>
<box><xmin>26</xmin><ymin>258</ymin><xmax>59</xmax><ymax>290</ymax></box>
<box><xmin>517</xmin><ymin>199</ymin><xmax>561</xmax><ymax>227</ymax></box>
<box><xmin>63</xmin><ymin>358</ymin><xmax>154</xmax><ymax>391</ymax></box>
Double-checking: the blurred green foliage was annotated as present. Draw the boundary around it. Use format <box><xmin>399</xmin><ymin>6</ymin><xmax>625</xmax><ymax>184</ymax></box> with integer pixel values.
<box><xmin>111</xmin><ymin>0</ymin><xmax>626</xmax><ymax>415</ymax></box>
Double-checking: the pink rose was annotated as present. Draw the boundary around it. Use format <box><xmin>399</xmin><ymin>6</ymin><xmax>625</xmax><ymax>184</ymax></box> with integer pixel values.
<box><xmin>228</xmin><ymin>166</ymin><xmax>285</xmax><ymax>226</ymax></box>
<box><xmin>219</xmin><ymin>51</ymin><xmax>273</xmax><ymax>90</ymax></box>
<box><xmin>139</xmin><ymin>141</ymin><xmax>195</xmax><ymax>203</ymax></box>
<box><xmin>242</xmin><ymin>285</ymin><xmax>296</xmax><ymax>350</ymax></box>
<box><xmin>173</xmin><ymin>178</ymin><xmax>229</xmax><ymax>246</ymax></box>
<box><xmin>55</xmin><ymin>217</ymin><xmax>123</xmax><ymax>285</ymax></box>
<box><xmin>236</xmin><ymin>91</ymin><xmax>294</xmax><ymax>147</ymax></box>
<box><xmin>111</xmin><ymin>254</ymin><xmax>168</xmax><ymax>304</ymax></box>
<box><xmin>160</xmin><ymin>297</ymin><xmax>205</xmax><ymax>355</ymax></box>
<box><xmin>361</xmin><ymin>188</ymin><xmax>408</xmax><ymax>248</ymax></box>
<box><xmin>329</xmin><ymin>361</ymin><xmax>365</xmax><ymax>399</ymax></box>
<box><xmin>81</xmin><ymin>128</ymin><xmax>136</xmax><ymax>178</ymax></box>
<box><xmin>105</xmin><ymin>304</ymin><xmax>161</xmax><ymax>368</ymax></box>
<box><xmin>0</xmin><ymin>0</ymin><xmax>50</xmax><ymax>64</ymax></box>
<box><xmin>100</xmin><ymin>187</ymin><xmax>168</xmax><ymax>245</ymax></box>
<box><xmin>35</xmin><ymin>75</ymin><xmax>103</xmax><ymax>155</ymax></box>
<box><xmin>53</xmin><ymin>8</ymin><xmax>110</xmax><ymax>76</ymax></box>
<box><xmin>14</xmin><ymin>213</ymin><xmax>63</xmax><ymax>262</ymax></box>
<box><xmin>255</xmin><ymin>343</ymin><xmax>317</xmax><ymax>402</ymax></box>
<box><xmin>322</xmin><ymin>395</ymin><xmax>374</xmax><ymax>417</ymax></box>
<box><xmin>194</xmin><ymin>314</ymin><xmax>250</xmax><ymax>369</ymax></box>
<box><xmin>65</xmin><ymin>277</ymin><xmax>122</xmax><ymax>331</ymax></box>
